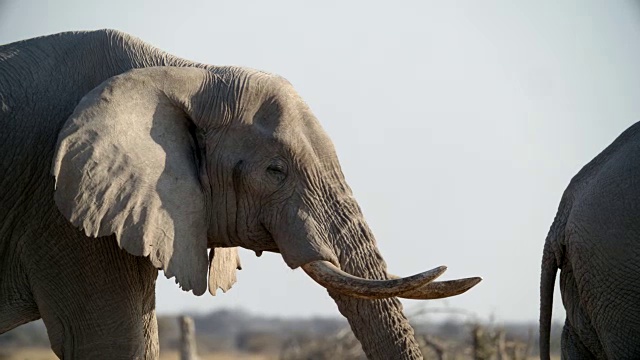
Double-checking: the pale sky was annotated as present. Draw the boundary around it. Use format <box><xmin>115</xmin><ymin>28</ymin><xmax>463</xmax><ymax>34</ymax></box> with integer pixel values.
<box><xmin>2</xmin><ymin>1</ymin><xmax>640</xmax><ymax>324</ymax></box>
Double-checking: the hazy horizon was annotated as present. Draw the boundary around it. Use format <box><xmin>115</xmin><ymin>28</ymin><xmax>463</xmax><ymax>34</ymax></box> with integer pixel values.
<box><xmin>2</xmin><ymin>1</ymin><xmax>640</xmax><ymax>324</ymax></box>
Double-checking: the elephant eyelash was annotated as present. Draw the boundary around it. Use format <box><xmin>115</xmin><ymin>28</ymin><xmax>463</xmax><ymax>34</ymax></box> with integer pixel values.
<box><xmin>266</xmin><ymin>163</ymin><xmax>287</xmax><ymax>183</ymax></box>
<box><xmin>267</xmin><ymin>164</ymin><xmax>285</xmax><ymax>174</ymax></box>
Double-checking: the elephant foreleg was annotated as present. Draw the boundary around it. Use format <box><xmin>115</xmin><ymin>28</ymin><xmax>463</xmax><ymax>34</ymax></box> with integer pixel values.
<box><xmin>142</xmin><ymin>292</ymin><xmax>159</xmax><ymax>359</ymax></box>
<box><xmin>0</xmin><ymin>246</ymin><xmax>41</xmax><ymax>334</ymax></box>
<box><xmin>0</xmin><ymin>281</ymin><xmax>40</xmax><ymax>334</ymax></box>
<box><xmin>25</xmin><ymin>226</ymin><xmax>159</xmax><ymax>359</ymax></box>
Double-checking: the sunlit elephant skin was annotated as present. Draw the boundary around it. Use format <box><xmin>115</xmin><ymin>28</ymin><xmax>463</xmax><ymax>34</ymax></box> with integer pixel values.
<box><xmin>0</xmin><ymin>30</ymin><xmax>480</xmax><ymax>359</ymax></box>
<box><xmin>540</xmin><ymin>123</ymin><xmax>640</xmax><ymax>359</ymax></box>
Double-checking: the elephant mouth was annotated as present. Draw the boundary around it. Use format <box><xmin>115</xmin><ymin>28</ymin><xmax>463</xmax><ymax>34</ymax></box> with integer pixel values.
<box><xmin>252</xmin><ymin>247</ymin><xmax>281</xmax><ymax>257</ymax></box>
<box><xmin>248</xmin><ymin>223</ymin><xmax>280</xmax><ymax>254</ymax></box>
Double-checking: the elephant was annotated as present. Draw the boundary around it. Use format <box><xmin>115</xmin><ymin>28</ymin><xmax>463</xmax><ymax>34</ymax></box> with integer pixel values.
<box><xmin>540</xmin><ymin>123</ymin><xmax>640</xmax><ymax>359</ymax></box>
<box><xmin>0</xmin><ymin>29</ymin><xmax>481</xmax><ymax>359</ymax></box>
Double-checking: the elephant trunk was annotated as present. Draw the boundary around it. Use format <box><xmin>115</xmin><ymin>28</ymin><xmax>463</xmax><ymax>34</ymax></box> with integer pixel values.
<box><xmin>331</xmin><ymin>294</ymin><xmax>422</xmax><ymax>359</ymax></box>
<box><xmin>272</xmin><ymin>183</ymin><xmax>481</xmax><ymax>359</ymax></box>
<box><xmin>272</xmin><ymin>197</ymin><xmax>424</xmax><ymax>358</ymax></box>
<box><xmin>324</xmin><ymin>214</ymin><xmax>424</xmax><ymax>359</ymax></box>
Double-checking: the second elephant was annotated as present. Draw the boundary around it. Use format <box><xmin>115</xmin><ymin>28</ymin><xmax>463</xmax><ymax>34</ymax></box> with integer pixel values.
<box><xmin>540</xmin><ymin>123</ymin><xmax>640</xmax><ymax>359</ymax></box>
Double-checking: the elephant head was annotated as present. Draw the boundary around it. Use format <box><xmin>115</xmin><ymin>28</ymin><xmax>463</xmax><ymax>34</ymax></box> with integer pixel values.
<box><xmin>52</xmin><ymin>66</ymin><xmax>480</xmax><ymax>358</ymax></box>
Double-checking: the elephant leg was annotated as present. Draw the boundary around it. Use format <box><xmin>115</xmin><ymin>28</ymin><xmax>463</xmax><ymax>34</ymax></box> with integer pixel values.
<box><xmin>1</xmin><ymin>216</ymin><xmax>41</xmax><ymax>333</ymax></box>
<box><xmin>564</xmin><ymin>232</ymin><xmax>640</xmax><ymax>358</ymax></box>
<box><xmin>24</xmin><ymin>225</ymin><xmax>159</xmax><ymax>359</ymax></box>
<box><xmin>561</xmin><ymin>320</ymin><xmax>597</xmax><ymax>360</ymax></box>
<box><xmin>142</xmin><ymin>292</ymin><xmax>160</xmax><ymax>359</ymax></box>
<box><xmin>559</xmin><ymin>262</ymin><xmax>605</xmax><ymax>359</ymax></box>
<box><xmin>0</xmin><ymin>267</ymin><xmax>40</xmax><ymax>333</ymax></box>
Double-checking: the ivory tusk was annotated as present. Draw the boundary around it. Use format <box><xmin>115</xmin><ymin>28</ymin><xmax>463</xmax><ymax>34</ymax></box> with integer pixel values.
<box><xmin>390</xmin><ymin>276</ymin><xmax>482</xmax><ymax>300</ymax></box>
<box><xmin>301</xmin><ymin>260</ymin><xmax>447</xmax><ymax>300</ymax></box>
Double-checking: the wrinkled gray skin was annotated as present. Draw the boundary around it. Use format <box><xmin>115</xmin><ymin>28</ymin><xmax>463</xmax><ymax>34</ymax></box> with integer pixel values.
<box><xmin>540</xmin><ymin>123</ymin><xmax>640</xmax><ymax>359</ymax></box>
<box><xmin>0</xmin><ymin>30</ymin><xmax>423</xmax><ymax>359</ymax></box>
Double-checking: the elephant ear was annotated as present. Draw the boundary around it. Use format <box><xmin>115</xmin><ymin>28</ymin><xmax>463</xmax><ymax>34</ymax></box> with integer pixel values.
<box><xmin>209</xmin><ymin>247</ymin><xmax>242</xmax><ymax>296</ymax></box>
<box><xmin>52</xmin><ymin>70</ymin><xmax>216</xmax><ymax>295</ymax></box>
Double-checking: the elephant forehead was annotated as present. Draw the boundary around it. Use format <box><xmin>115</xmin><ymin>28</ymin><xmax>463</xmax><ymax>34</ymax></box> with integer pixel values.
<box><xmin>267</xmin><ymin>119</ymin><xmax>337</xmax><ymax>168</ymax></box>
<box><xmin>239</xmin><ymin>89</ymin><xmax>339</xmax><ymax>166</ymax></box>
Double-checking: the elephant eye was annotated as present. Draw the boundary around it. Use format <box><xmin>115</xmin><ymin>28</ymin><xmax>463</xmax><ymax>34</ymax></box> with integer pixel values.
<box><xmin>266</xmin><ymin>163</ymin><xmax>287</xmax><ymax>182</ymax></box>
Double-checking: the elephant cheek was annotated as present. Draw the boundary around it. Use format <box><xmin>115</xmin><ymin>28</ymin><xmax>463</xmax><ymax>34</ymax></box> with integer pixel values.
<box><xmin>272</xmin><ymin>209</ymin><xmax>338</xmax><ymax>269</ymax></box>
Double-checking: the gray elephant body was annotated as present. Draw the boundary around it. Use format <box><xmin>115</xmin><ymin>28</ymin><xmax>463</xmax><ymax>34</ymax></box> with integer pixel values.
<box><xmin>540</xmin><ymin>123</ymin><xmax>640</xmax><ymax>359</ymax></box>
<box><xmin>0</xmin><ymin>30</ymin><xmax>481</xmax><ymax>359</ymax></box>
<box><xmin>0</xmin><ymin>30</ymin><xmax>207</xmax><ymax>358</ymax></box>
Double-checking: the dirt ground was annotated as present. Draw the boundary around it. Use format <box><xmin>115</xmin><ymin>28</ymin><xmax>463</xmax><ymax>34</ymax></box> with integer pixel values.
<box><xmin>1</xmin><ymin>348</ymin><xmax>558</xmax><ymax>360</ymax></box>
<box><xmin>1</xmin><ymin>349</ymin><xmax>274</xmax><ymax>360</ymax></box>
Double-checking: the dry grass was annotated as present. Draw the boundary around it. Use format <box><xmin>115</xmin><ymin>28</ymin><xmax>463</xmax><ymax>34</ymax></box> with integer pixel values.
<box><xmin>160</xmin><ymin>351</ymin><xmax>274</xmax><ymax>360</ymax></box>
<box><xmin>1</xmin><ymin>348</ymin><xmax>558</xmax><ymax>360</ymax></box>
<box><xmin>1</xmin><ymin>349</ymin><xmax>274</xmax><ymax>360</ymax></box>
<box><xmin>1</xmin><ymin>348</ymin><xmax>57</xmax><ymax>360</ymax></box>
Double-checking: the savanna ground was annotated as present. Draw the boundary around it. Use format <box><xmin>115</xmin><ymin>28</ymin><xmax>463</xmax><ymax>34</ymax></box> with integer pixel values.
<box><xmin>0</xmin><ymin>348</ymin><xmax>559</xmax><ymax>360</ymax></box>
<box><xmin>0</xmin><ymin>308</ymin><xmax>562</xmax><ymax>359</ymax></box>
<box><xmin>0</xmin><ymin>349</ymin><xmax>273</xmax><ymax>360</ymax></box>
